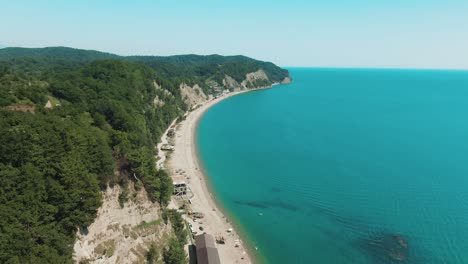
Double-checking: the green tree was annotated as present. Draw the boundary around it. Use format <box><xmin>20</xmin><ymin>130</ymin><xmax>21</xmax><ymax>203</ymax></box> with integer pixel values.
<box><xmin>0</xmin><ymin>46</ymin><xmax>289</xmax><ymax>262</ymax></box>
<box><xmin>163</xmin><ymin>238</ymin><xmax>187</xmax><ymax>264</ymax></box>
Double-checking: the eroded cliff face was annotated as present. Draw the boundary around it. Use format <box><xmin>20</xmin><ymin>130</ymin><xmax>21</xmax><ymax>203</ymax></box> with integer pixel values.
<box><xmin>222</xmin><ymin>69</ymin><xmax>286</xmax><ymax>91</ymax></box>
<box><xmin>73</xmin><ymin>184</ymin><xmax>171</xmax><ymax>264</ymax></box>
<box><xmin>172</xmin><ymin>69</ymin><xmax>291</xmax><ymax>108</ymax></box>
<box><xmin>180</xmin><ymin>83</ymin><xmax>208</xmax><ymax>109</ymax></box>
<box><xmin>222</xmin><ymin>74</ymin><xmax>241</xmax><ymax>89</ymax></box>
<box><xmin>241</xmin><ymin>69</ymin><xmax>269</xmax><ymax>87</ymax></box>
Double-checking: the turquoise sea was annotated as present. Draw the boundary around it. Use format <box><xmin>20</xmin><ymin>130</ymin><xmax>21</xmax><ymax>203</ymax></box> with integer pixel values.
<box><xmin>197</xmin><ymin>68</ymin><xmax>468</xmax><ymax>263</ymax></box>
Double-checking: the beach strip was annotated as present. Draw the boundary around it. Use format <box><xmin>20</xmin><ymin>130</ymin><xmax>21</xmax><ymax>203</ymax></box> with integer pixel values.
<box><xmin>165</xmin><ymin>91</ymin><xmax>254</xmax><ymax>263</ymax></box>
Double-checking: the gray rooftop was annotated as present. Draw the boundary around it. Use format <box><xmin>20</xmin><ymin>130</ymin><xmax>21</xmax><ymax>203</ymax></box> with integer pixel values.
<box><xmin>195</xmin><ymin>233</ymin><xmax>221</xmax><ymax>264</ymax></box>
<box><xmin>196</xmin><ymin>248</ymin><xmax>221</xmax><ymax>264</ymax></box>
<box><xmin>195</xmin><ymin>233</ymin><xmax>216</xmax><ymax>249</ymax></box>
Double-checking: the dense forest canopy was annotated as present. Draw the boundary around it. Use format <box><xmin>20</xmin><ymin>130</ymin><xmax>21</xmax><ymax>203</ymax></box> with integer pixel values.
<box><xmin>0</xmin><ymin>47</ymin><xmax>289</xmax><ymax>87</ymax></box>
<box><xmin>0</xmin><ymin>46</ymin><xmax>289</xmax><ymax>262</ymax></box>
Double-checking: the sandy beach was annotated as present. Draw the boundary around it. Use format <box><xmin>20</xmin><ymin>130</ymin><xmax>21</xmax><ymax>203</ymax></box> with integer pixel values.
<box><xmin>162</xmin><ymin>91</ymin><xmax>255</xmax><ymax>263</ymax></box>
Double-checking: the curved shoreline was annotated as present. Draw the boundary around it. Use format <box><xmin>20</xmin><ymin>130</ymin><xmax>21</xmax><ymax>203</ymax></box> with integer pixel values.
<box><xmin>166</xmin><ymin>87</ymin><xmax>275</xmax><ymax>264</ymax></box>
<box><xmin>193</xmin><ymin>93</ymin><xmax>268</xmax><ymax>264</ymax></box>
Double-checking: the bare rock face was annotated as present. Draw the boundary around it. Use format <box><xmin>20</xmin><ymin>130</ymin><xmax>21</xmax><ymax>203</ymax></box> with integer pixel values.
<box><xmin>244</xmin><ymin>69</ymin><xmax>269</xmax><ymax>82</ymax></box>
<box><xmin>152</xmin><ymin>95</ymin><xmax>165</xmax><ymax>107</ymax></box>
<box><xmin>180</xmin><ymin>83</ymin><xmax>207</xmax><ymax>108</ymax></box>
<box><xmin>153</xmin><ymin>81</ymin><xmax>172</xmax><ymax>96</ymax></box>
<box><xmin>241</xmin><ymin>69</ymin><xmax>269</xmax><ymax>88</ymax></box>
<box><xmin>153</xmin><ymin>81</ymin><xmax>162</xmax><ymax>89</ymax></box>
<box><xmin>73</xmin><ymin>184</ymin><xmax>171</xmax><ymax>264</ymax></box>
<box><xmin>178</xmin><ymin>69</ymin><xmax>289</xmax><ymax>105</ymax></box>
<box><xmin>223</xmin><ymin>75</ymin><xmax>241</xmax><ymax>90</ymax></box>
<box><xmin>281</xmin><ymin>76</ymin><xmax>292</xmax><ymax>84</ymax></box>
<box><xmin>223</xmin><ymin>70</ymin><xmax>273</xmax><ymax>91</ymax></box>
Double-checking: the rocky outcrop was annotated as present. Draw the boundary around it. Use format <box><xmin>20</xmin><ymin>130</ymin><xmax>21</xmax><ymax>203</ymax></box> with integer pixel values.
<box><xmin>223</xmin><ymin>69</ymin><xmax>274</xmax><ymax>91</ymax></box>
<box><xmin>281</xmin><ymin>76</ymin><xmax>292</xmax><ymax>84</ymax></box>
<box><xmin>222</xmin><ymin>75</ymin><xmax>241</xmax><ymax>89</ymax></box>
<box><xmin>186</xmin><ymin>69</ymin><xmax>291</xmax><ymax>101</ymax></box>
<box><xmin>243</xmin><ymin>70</ymin><xmax>271</xmax><ymax>89</ymax></box>
<box><xmin>180</xmin><ymin>83</ymin><xmax>207</xmax><ymax>108</ymax></box>
<box><xmin>152</xmin><ymin>95</ymin><xmax>165</xmax><ymax>107</ymax></box>
<box><xmin>153</xmin><ymin>81</ymin><xmax>172</xmax><ymax>96</ymax></box>
<box><xmin>153</xmin><ymin>81</ymin><xmax>161</xmax><ymax>89</ymax></box>
<box><xmin>247</xmin><ymin>69</ymin><xmax>269</xmax><ymax>80</ymax></box>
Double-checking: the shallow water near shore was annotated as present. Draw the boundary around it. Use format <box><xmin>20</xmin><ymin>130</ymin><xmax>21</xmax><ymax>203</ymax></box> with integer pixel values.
<box><xmin>197</xmin><ymin>68</ymin><xmax>468</xmax><ymax>263</ymax></box>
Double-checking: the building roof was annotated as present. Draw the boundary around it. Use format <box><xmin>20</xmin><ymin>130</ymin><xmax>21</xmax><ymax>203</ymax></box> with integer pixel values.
<box><xmin>195</xmin><ymin>233</ymin><xmax>216</xmax><ymax>249</ymax></box>
<box><xmin>195</xmin><ymin>233</ymin><xmax>221</xmax><ymax>264</ymax></box>
<box><xmin>196</xmin><ymin>247</ymin><xmax>221</xmax><ymax>264</ymax></box>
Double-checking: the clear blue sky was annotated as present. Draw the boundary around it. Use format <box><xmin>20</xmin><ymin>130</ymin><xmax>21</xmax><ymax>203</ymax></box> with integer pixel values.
<box><xmin>1</xmin><ymin>0</ymin><xmax>468</xmax><ymax>69</ymax></box>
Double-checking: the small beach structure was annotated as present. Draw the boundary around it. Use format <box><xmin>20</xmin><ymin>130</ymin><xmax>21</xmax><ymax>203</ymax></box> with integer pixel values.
<box><xmin>191</xmin><ymin>233</ymin><xmax>221</xmax><ymax>264</ymax></box>
<box><xmin>189</xmin><ymin>210</ymin><xmax>205</xmax><ymax>219</ymax></box>
<box><xmin>161</xmin><ymin>144</ymin><xmax>175</xmax><ymax>151</ymax></box>
<box><xmin>173</xmin><ymin>181</ymin><xmax>187</xmax><ymax>196</ymax></box>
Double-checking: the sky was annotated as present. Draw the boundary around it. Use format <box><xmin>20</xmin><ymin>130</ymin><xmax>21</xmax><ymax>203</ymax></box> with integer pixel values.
<box><xmin>1</xmin><ymin>0</ymin><xmax>468</xmax><ymax>69</ymax></box>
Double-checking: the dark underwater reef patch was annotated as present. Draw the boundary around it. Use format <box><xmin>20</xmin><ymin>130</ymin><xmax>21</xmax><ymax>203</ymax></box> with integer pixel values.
<box><xmin>234</xmin><ymin>200</ymin><xmax>269</xmax><ymax>209</ymax></box>
<box><xmin>298</xmin><ymin>200</ymin><xmax>430</xmax><ymax>263</ymax></box>
<box><xmin>234</xmin><ymin>198</ymin><xmax>431</xmax><ymax>263</ymax></box>
<box><xmin>267</xmin><ymin>200</ymin><xmax>299</xmax><ymax>211</ymax></box>
<box><xmin>357</xmin><ymin>232</ymin><xmax>410</xmax><ymax>263</ymax></box>
<box><xmin>270</xmin><ymin>187</ymin><xmax>281</xmax><ymax>193</ymax></box>
<box><xmin>233</xmin><ymin>199</ymin><xmax>299</xmax><ymax>212</ymax></box>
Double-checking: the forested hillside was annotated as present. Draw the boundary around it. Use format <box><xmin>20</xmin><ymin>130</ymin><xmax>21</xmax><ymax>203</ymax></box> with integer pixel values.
<box><xmin>0</xmin><ymin>47</ymin><xmax>289</xmax><ymax>94</ymax></box>
<box><xmin>0</xmin><ymin>47</ymin><xmax>290</xmax><ymax>262</ymax></box>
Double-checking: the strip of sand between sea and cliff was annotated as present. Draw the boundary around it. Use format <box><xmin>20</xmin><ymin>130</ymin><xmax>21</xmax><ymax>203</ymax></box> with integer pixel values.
<box><xmin>161</xmin><ymin>84</ymin><xmax>282</xmax><ymax>264</ymax></box>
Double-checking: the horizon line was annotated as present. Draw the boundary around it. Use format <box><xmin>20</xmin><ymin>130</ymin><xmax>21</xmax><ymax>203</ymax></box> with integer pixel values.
<box><xmin>282</xmin><ymin>66</ymin><xmax>468</xmax><ymax>71</ymax></box>
<box><xmin>2</xmin><ymin>45</ymin><xmax>468</xmax><ymax>72</ymax></box>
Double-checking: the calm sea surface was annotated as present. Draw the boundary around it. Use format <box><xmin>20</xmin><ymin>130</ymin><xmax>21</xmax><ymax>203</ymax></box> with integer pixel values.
<box><xmin>197</xmin><ymin>68</ymin><xmax>468</xmax><ymax>263</ymax></box>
